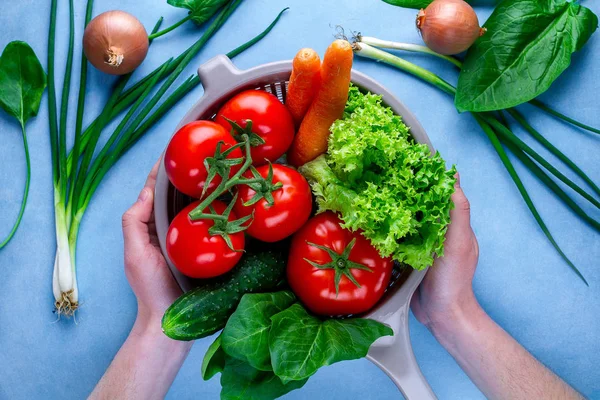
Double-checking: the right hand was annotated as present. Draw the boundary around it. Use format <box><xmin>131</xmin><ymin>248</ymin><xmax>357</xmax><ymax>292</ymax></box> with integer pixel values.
<box><xmin>410</xmin><ymin>173</ymin><xmax>480</xmax><ymax>333</ymax></box>
<box><xmin>121</xmin><ymin>161</ymin><xmax>183</xmax><ymax>326</ymax></box>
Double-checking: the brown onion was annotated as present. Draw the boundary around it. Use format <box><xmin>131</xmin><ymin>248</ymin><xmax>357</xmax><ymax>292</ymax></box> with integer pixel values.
<box><xmin>416</xmin><ymin>0</ymin><xmax>486</xmax><ymax>55</ymax></box>
<box><xmin>83</xmin><ymin>10</ymin><xmax>149</xmax><ymax>75</ymax></box>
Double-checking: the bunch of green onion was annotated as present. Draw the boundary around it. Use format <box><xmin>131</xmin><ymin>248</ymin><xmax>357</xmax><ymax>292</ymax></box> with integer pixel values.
<box><xmin>47</xmin><ymin>0</ymin><xmax>287</xmax><ymax>316</ymax></box>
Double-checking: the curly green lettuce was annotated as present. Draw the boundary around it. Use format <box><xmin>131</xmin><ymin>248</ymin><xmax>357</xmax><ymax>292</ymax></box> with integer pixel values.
<box><xmin>299</xmin><ymin>86</ymin><xmax>456</xmax><ymax>270</ymax></box>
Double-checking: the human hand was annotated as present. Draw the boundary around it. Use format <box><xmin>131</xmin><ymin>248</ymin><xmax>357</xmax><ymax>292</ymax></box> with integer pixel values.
<box><xmin>121</xmin><ymin>161</ymin><xmax>183</xmax><ymax>326</ymax></box>
<box><xmin>411</xmin><ymin>173</ymin><xmax>480</xmax><ymax>334</ymax></box>
<box><xmin>90</xmin><ymin>162</ymin><xmax>191</xmax><ymax>400</ymax></box>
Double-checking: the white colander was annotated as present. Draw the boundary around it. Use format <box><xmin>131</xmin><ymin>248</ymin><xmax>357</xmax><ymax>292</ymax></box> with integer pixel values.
<box><xmin>154</xmin><ymin>55</ymin><xmax>437</xmax><ymax>400</ymax></box>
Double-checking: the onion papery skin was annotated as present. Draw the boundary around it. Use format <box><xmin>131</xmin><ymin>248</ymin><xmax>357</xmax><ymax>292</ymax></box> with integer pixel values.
<box><xmin>83</xmin><ymin>10</ymin><xmax>149</xmax><ymax>75</ymax></box>
<box><xmin>417</xmin><ymin>0</ymin><xmax>486</xmax><ymax>55</ymax></box>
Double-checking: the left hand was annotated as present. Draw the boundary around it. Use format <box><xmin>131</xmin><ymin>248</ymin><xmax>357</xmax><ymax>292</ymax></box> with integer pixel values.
<box><xmin>121</xmin><ymin>161</ymin><xmax>182</xmax><ymax>325</ymax></box>
<box><xmin>410</xmin><ymin>173</ymin><xmax>480</xmax><ymax>336</ymax></box>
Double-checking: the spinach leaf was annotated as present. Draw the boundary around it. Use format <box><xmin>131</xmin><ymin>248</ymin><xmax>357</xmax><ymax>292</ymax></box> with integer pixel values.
<box><xmin>455</xmin><ymin>0</ymin><xmax>598</xmax><ymax>112</ymax></box>
<box><xmin>0</xmin><ymin>41</ymin><xmax>46</xmax><ymax>127</ymax></box>
<box><xmin>222</xmin><ymin>291</ymin><xmax>296</xmax><ymax>371</ymax></box>
<box><xmin>167</xmin><ymin>0</ymin><xmax>230</xmax><ymax>25</ymax></box>
<box><xmin>269</xmin><ymin>303</ymin><xmax>393</xmax><ymax>383</ymax></box>
<box><xmin>0</xmin><ymin>40</ymin><xmax>46</xmax><ymax>249</ymax></box>
<box><xmin>220</xmin><ymin>356</ymin><xmax>307</xmax><ymax>400</ymax></box>
<box><xmin>202</xmin><ymin>334</ymin><xmax>226</xmax><ymax>380</ymax></box>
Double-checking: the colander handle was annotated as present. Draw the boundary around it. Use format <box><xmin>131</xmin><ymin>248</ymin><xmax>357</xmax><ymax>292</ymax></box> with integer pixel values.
<box><xmin>197</xmin><ymin>54</ymin><xmax>244</xmax><ymax>96</ymax></box>
<box><xmin>196</xmin><ymin>55</ymin><xmax>292</xmax><ymax>103</ymax></box>
<box><xmin>368</xmin><ymin>303</ymin><xmax>437</xmax><ymax>400</ymax></box>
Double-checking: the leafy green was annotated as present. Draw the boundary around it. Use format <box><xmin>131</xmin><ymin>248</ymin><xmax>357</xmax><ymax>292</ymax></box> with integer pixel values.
<box><xmin>269</xmin><ymin>303</ymin><xmax>393</xmax><ymax>383</ymax></box>
<box><xmin>455</xmin><ymin>0</ymin><xmax>598</xmax><ymax>112</ymax></box>
<box><xmin>300</xmin><ymin>86</ymin><xmax>456</xmax><ymax>270</ymax></box>
<box><xmin>167</xmin><ymin>0</ymin><xmax>230</xmax><ymax>25</ymax></box>
<box><xmin>0</xmin><ymin>41</ymin><xmax>46</xmax><ymax>249</ymax></box>
<box><xmin>0</xmin><ymin>41</ymin><xmax>46</xmax><ymax>126</ymax></box>
<box><xmin>202</xmin><ymin>334</ymin><xmax>227</xmax><ymax>380</ymax></box>
<box><xmin>220</xmin><ymin>356</ymin><xmax>307</xmax><ymax>400</ymax></box>
<box><xmin>222</xmin><ymin>291</ymin><xmax>296</xmax><ymax>371</ymax></box>
<box><xmin>212</xmin><ymin>291</ymin><xmax>392</xmax><ymax>399</ymax></box>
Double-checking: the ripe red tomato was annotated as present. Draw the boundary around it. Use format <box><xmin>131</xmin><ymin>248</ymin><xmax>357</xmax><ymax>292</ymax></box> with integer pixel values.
<box><xmin>233</xmin><ymin>164</ymin><xmax>312</xmax><ymax>243</ymax></box>
<box><xmin>287</xmin><ymin>212</ymin><xmax>393</xmax><ymax>316</ymax></box>
<box><xmin>166</xmin><ymin>200</ymin><xmax>245</xmax><ymax>279</ymax></box>
<box><xmin>215</xmin><ymin>90</ymin><xmax>295</xmax><ymax>165</ymax></box>
<box><xmin>164</xmin><ymin>121</ymin><xmax>242</xmax><ymax>198</ymax></box>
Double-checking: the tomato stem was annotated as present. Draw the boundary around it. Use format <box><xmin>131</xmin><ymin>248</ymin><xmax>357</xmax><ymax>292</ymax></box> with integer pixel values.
<box><xmin>237</xmin><ymin>177</ymin><xmax>264</xmax><ymax>185</ymax></box>
<box><xmin>194</xmin><ymin>213</ymin><xmax>227</xmax><ymax>221</ymax></box>
<box><xmin>241</xmin><ymin>162</ymin><xmax>283</xmax><ymax>207</ymax></box>
<box><xmin>206</xmin><ymin>193</ymin><xmax>253</xmax><ymax>251</ymax></box>
<box><xmin>304</xmin><ymin>238</ymin><xmax>374</xmax><ymax>296</ymax></box>
<box><xmin>224</xmin><ymin>117</ymin><xmax>266</xmax><ymax>147</ymax></box>
<box><xmin>189</xmin><ymin>133</ymin><xmax>263</xmax><ymax>221</ymax></box>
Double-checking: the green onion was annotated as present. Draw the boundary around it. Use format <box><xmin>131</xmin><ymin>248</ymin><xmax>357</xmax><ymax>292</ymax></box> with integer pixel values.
<box><xmin>530</xmin><ymin>99</ymin><xmax>600</xmax><ymax>135</ymax></box>
<box><xmin>226</xmin><ymin>7</ymin><xmax>289</xmax><ymax>58</ymax></box>
<box><xmin>148</xmin><ymin>15</ymin><xmax>192</xmax><ymax>40</ymax></box>
<box><xmin>70</xmin><ymin>77</ymin><xmax>131</xmax><ymax>219</ymax></box>
<box><xmin>483</xmin><ymin>115</ymin><xmax>600</xmax><ymax>210</ymax></box>
<box><xmin>507</xmin><ymin>109</ymin><xmax>600</xmax><ymax>197</ymax></box>
<box><xmin>49</xmin><ymin>0</ymin><xmax>78</xmax><ymax>315</ymax></box>
<box><xmin>473</xmin><ymin>115</ymin><xmax>588</xmax><ymax>285</ymax></box>
<box><xmin>501</xmin><ymin>135</ymin><xmax>600</xmax><ymax>233</ymax></box>
<box><xmin>122</xmin><ymin>76</ymin><xmax>199</xmax><ymax>159</ymax></box>
<box><xmin>85</xmin><ymin>61</ymin><xmax>172</xmax><ymax>195</ymax></box>
<box><xmin>66</xmin><ymin>0</ymin><xmax>95</xmax><ymax>228</ymax></box>
<box><xmin>358</xmin><ymin>35</ymin><xmax>463</xmax><ymax>68</ymax></box>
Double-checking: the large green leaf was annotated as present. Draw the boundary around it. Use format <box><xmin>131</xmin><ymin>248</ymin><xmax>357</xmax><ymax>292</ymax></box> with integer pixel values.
<box><xmin>167</xmin><ymin>0</ymin><xmax>230</xmax><ymax>25</ymax></box>
<box><xmin>220</xmin><ymin>356</ymin><xmax>307</xmax><ymax>400</ymax></box>
<box><xmin>222</xmin><ymin>291</ymin><xmax>296</xmax><ymax>372</ymax></box>
<box><xmin>269</xmin><ymin>303</ymin><xmax>393</xmax><ymax>383</ymax></box>
<box><xmin>202</xmin><ymin>334</ymin><xmax>227</xmax><ymax>381</ymax></box>
<box><xmin>0</xmin><ymin>41</ymin><xmax>46</xmax><ymax>126</ymax></box>
<box><xmin>455</xmin><ymin>0</ymin><xmax>598</xmax><ymax>112</ymax></box>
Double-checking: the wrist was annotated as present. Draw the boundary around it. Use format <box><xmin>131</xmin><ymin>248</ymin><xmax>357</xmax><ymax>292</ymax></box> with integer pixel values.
<box><xmin>425</xmin><ymin>293</ymin><xmax>485</xmax><ymax>348</ymax></box>
<box><xmin>130</xmin><ymin>310</ymin><xmax>193</xmax><ymax>356</ymax></box>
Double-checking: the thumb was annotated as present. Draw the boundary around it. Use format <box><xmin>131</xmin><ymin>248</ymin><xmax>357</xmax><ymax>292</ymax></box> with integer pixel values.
<box><xmin>446</xmin><ymin>173</ymin><xmax>472</xmax><ymax>240</ymax></box>
<box><xmin>122</xmin><ymin>187</ymin><xmax>154</xmax><ymax>256</ymax></box>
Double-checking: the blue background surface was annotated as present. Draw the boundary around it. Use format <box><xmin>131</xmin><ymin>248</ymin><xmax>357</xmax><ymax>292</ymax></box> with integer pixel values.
<box><xmin>1</xmin><ymin>0</ymin><xmax>599</xmax><ymax>399</ymax></box>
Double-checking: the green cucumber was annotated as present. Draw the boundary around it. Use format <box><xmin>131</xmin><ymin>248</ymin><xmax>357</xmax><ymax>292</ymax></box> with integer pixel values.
<box><xmin>162</xmin><ymin>248</ymin><xmax>287</xmax><ymax>341</ymax></box>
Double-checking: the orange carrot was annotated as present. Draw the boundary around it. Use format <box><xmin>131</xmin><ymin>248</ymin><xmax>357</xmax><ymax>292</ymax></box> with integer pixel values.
<box><xmin>287</xmin><ymin>40</ymin><xmax>353</xmax><ymax>167</ymax></box>
<box><xmin>286</xmin><ymin>48</ymin><xmax>321</xmax><ymax>126</ymax></box>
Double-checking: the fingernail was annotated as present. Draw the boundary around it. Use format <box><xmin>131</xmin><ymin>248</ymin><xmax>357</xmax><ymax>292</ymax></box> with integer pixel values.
<box><xmin>138</xmin><ymin>188</ymin><xmax>149</xmax><ymax>203</ymax></box>
<box><xmin>454</xmin><ymin>172</ymin><xmax>461</xmax><ymax>188</ymax></box>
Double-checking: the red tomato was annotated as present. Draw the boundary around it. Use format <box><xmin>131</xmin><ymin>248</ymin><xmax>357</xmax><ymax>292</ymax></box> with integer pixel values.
<box><xmin>287</xmin><ymin>212</ymin><xmax>393</xmax><ymax>316</ymax></box>
<box><xmin>166</xmin><ymin>200</ymin><xmax>245</xmax><ymax>279</ymax></box>
<box><xmin>164</xmin><ymin>121</ymin><xmax>242</xmax><ymax>198</ymax></box>
<box><xmin>215</xmin><ymin>90</ymin><xmax>295</xmax><ymax>165</ymax></box>
<box><xmin>233</xmin><ymin>164</ymin><xmax>312</xmax><ymax>242</ymax></box>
